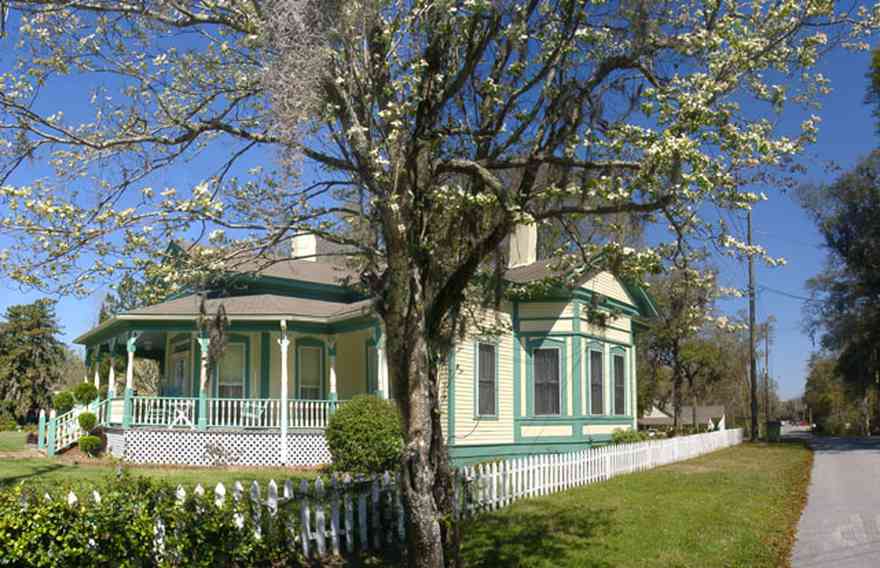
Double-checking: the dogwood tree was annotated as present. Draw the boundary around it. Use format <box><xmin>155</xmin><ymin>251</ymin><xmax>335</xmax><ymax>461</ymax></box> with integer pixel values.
<box><xmin>1</xmin><ymin>1</ymin><xmax>877</xmax><ymax>565</ymax></box>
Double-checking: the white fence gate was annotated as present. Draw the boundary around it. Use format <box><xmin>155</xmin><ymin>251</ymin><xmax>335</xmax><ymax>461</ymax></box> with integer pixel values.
<box><xmin>38</xmin><ymin>429</ymin><xmax>743</xmax><ymax>561</ymax></box>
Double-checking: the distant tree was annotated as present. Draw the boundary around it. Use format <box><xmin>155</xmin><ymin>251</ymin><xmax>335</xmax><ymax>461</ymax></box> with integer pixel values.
<box><xmin>56</xmin><ymin>346</ymin><xmax>87</xmax><ymax>390</ymax></box>
<box><xmin>800</xmin><ymin>152</ymin><xmax>880</xmax><ymax>432</ymax></box>
<box><xmin>0</xmin><ymin>299</ymin><xmax>66</xmax><ymax>421</ymax></box>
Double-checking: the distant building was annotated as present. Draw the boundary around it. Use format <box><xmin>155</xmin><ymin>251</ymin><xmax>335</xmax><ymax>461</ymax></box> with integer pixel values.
<box><xmin>639</xmin><ymin>404</ymin><xmax>726</xmax><ymax>428</ymax></box>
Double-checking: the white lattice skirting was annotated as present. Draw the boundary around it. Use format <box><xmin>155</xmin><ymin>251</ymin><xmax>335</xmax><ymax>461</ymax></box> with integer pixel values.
<box><xmin>104</xmin><ymin>428</ymin><xmax>331</xmax><ymax>467</ymax></box>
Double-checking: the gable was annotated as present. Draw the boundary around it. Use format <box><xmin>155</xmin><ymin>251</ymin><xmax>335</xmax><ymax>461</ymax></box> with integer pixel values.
<box><xmin>578</xmin><ymin>271</ymin><xmax>635</xmax><ymax>306</ymax></box>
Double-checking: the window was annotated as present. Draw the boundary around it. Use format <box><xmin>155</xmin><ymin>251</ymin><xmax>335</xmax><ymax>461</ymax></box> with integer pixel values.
<box><xmin>613</xmin><ymin>352</ymin><xmax>626</xmax><ymax>415</ymax></box>
<box><xmin>298</xmin><ymin>345</ymin><xmax>323</xmax><ymax>399</ymax></box>
<box><xmin>476</xmin><ymin>342</ymin><xmax>497</xmax><ymax>417</ymax></box>
<box><xmin>533</xmin><ymin>348</ymin><xmax>560</xmax><ymax>415</ymax></box>
<box><xmin>218</xmin><ymin>343</ymin><xmax>245</xmax><ymax>398</ymax></box>
<box><xmin>590</xmin><ymin>349</ymin><xmax>604</xmax><ymax>415</ymax></box>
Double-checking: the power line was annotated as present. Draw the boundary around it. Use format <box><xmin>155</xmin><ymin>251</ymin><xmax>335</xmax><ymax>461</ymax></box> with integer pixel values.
<box><xmin>758</xmin><ymin>285</ymin><xmax>813</xmax><ymax>303</ymax></box>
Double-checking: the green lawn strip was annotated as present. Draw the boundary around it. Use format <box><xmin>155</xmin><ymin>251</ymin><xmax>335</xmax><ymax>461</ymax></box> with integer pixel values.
<box><xmin>460</xmin><ymin>442</ymin><xmax>812</xmax><ymax>568</ymax></box>
<box><xmin>0</xmin><ymin>457</ymin><xmax>319</xmax><ymax>493</ymax></box>
<box><xmin>0</xmin><ymin>431</ymin><xmax>27</xmax><ymax>452</ymax></box>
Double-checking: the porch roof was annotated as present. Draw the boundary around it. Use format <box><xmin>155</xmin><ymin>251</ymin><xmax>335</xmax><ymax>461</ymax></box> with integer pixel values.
<box><xmin>73</xmin><ymin>293</ymin><xmax>375</xmax><ymax>346</ymax></box>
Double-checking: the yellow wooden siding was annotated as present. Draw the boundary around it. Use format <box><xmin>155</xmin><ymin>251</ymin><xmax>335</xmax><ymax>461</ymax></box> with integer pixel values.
<box><xmin>334</xmin><ymin>329</ymin><xmax>370</xmax><ymax>400</ymax></box>
<box><xmin>518</xmin><ymin>302</ymin><xmax>573</xmax><ymax>319</ymax></box>
<box><xmin>580</xmin><ymin>271</ymin><xmax>634</xmax><ymax>305</ymax></box>
<box><xmin>449</xmin><ymin>307</ymin><xmax>515</xmax><ymax>446</ymax></box>
<box><xmin>519</xmin><ymin>319</ymin><xmax>573</xmax><ymax>333</ymax></box>
<box><xmin>583</xmin><ymin>424</ymin><xmax>630</xmax><ymax>436</ymax></box>
<box><xmin>522</xmin><ymin>425</ymin><xmax>573</xmax><ymax>437</ymax></box>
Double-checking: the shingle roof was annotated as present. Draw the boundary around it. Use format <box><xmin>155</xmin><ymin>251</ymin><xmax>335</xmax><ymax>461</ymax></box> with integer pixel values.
<box><xmin>125</xmin><ymin>293</ymin><xmax>373</xmax><ymax>319</ymax></box>
<box><xmin>504</xmin><ymin>259</ymin><xmax>561</xmax><ymax>284</ymax></box>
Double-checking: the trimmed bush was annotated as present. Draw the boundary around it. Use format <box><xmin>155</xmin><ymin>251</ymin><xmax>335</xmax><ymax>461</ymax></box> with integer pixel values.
<box><xmin>0</xmin><ymin>475</ymin><xmax>305</xmax><ymax>567</ymax></box>
<box><xmin>611</xmin><ymin>428</ymin><xmax>649</xmax><ymax>444</ymax></box>
<box><xmin>52</xmin><ymin>391</ymin><xmax>75</xmax><ymax>415</ymax></box>
<box><xmin>73</xmin><ymin>382</ymin><xmax>99</xmax><ymax>405</ymax></box>
<box><xmin>78</xmin><ymin>434</ymin><xmax>102</xmax><ymax>457</ymax></box>
<box><xmin>326</xmin><ymin>395</ymin><xmax>404</xmax><ymax>475</ymax></box>
<box><xmin>77</xmin><ymin>412</ymin><xmax>97</xmax><ymax>433</ymax></box>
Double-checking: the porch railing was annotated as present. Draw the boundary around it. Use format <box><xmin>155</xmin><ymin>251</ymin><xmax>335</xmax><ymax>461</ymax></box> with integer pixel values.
<box><xmin>132</xmin><ymin>397</ymin><xmax>197</xmax><ymax>428</ymax></box>
<box><xmin>127</xmin><ymin>396</ymin><xmax>340</xmax><ymax>430</ymax></box>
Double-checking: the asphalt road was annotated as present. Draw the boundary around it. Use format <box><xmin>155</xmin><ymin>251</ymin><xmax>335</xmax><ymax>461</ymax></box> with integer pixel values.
<box><xmin>791</xmin><ymin>435</ymin><xmax>880</xmax><ymax>568</ymax></box>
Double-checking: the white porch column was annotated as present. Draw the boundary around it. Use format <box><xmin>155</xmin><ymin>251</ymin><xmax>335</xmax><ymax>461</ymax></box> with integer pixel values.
<box><xmin>377</xmin><ymin>333</ymin><xmax>389</xmax><ymax>400</ymax></box>
<box><xmin>93</xmin><ymin>367</ymin><xmax>101</xmax><ymax>394</ymax></box>
<box><xmin>122</xmin><ymin>332</ymin><xmax>139</xmax><ymax>428</ymax></box>
<box><xmin>197</xmin><ymin>334</ymin><xmax>210</xmax><ymax>431</ymax></box>
<box><xmin>328</xmin><ymin>336</ymin><xmax>338</xmax><ymax>402</ymax></box>
<box><xmin>107</xmin><ymin>345</ymin><xmax>116</xmax><ymax>399</ymax></box>
<box><xmin>278</xmin><ymin>320</ymin><xmax>290</xmax><ymax>465</ymax></box>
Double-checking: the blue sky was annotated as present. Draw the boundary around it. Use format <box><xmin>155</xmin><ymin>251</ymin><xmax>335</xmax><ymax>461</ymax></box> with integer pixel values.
<box><xmin>0</xmin><ymin>18</ymin><xmax>876</xmax><ymax>400</ymax></box>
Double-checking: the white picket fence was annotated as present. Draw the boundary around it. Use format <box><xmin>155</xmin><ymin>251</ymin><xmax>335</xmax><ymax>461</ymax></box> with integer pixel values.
<box><xmin>38</xmin><ymin>428</ymin><xmax>743</xmax><ymax>561</ymax></box>
<box><xmin>460</xmin><ymin>428</ymin><xmax>744</xmax><ymax>513</ymax></box>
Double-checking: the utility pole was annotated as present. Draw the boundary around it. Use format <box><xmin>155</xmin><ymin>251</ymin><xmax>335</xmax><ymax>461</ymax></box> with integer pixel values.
<box><xmin>764</xmin><ymin>323</ymin><xmax>770</xmax><ymax>425</ymax></box>
<box><xmin>748</xmin><ymin>209</ymin><xmax>759</xmax><ymax>441</ymax></box>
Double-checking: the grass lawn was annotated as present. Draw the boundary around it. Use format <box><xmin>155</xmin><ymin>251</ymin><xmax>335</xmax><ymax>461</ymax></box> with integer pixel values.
<box><xmin>460</xmin><ymin>442</ymin><xmax>812</xmax><ymax>568</ymax></box>
<box><xmin>0</xmin><ymin>430</ymin><xmax>27</xmax><ymax>452</ymax></box>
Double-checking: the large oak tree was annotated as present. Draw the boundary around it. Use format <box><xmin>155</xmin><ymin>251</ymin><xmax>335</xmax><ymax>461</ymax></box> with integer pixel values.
<box><xmin>1</xmin><ymin>1</ymin><xmax>877</xmax><ymax>565</ymax></box>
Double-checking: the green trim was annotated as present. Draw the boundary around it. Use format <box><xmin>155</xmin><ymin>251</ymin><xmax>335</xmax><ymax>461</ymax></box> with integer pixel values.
<box><xmin>513</xmin><ymin>301</ymin><xmax>521</xmax><ymax>420</ymax></box>
<box><xmin>572</xmin><ymin>300</ymin><xmax>582</xmax><ymax>416</ymax></box>
<box><xmin>610</xmin><ymin>345</ymin><xmax>628</xmax><ymax>417</ymax></box>
<box><xmin>260</xmin><ymin>333</ymin><xmax>270</xmax><ymax>398</ymax></box>
<box><xmin>212</xmin><ymin>334</ymin><xmax>251</xmax><ymax>399</ymax></box>
<box><xmin>447</xmin><ymin>349</ymin><xmax>456</xmax><ymax>445</ymax></box>
<box><xmin>519</xmin><ymin>330</ymin><xmax>632</xmax><ymax>348</ymax></box>
<box><xmin>295</xmin><ymin>337</ymin><xmax>326</xmax><ymax>399</ymax></box>
<box><xmin>473</xmin><ymin>339</ymin><xmax>500</xmax><ymax>420</ymax></box>
<box><xmin>46</xmin><ymin>416</ymin><xmax>56</xmax><ymax>457</ymax></box>
<box><xmin>122</xmin><ymin>387</ymin><xmax>133</xmax><ymax>428</ymax></box>
<box><xmin>37</xmin><ymin>412</ymin><xmax>46</xmax><ymax>450</ymax></box>
<box><xmin>524</xmin><ymin>337</ymin><xmax>567</xmax><ymax>419</ymax></box>
<box><xmin>448</xmin><ymin>439</ymin><xmax>612</xmax><ymax>465</ymax></box>
<box><xmin>364</xmin><ymin>337</ymin><xmax>378</xmax><ymax>394</ymax></box>
<box><xmin>587</xmin><ymin>340</ymin><xmax>604</xmax><ymax>416</ymax></box>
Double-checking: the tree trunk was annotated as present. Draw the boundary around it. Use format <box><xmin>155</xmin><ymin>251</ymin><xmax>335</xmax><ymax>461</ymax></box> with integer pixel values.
<box><xmin>381</xmin><ymin>267</ymin><xmax>457</xmax><ymax>568</ymax></box>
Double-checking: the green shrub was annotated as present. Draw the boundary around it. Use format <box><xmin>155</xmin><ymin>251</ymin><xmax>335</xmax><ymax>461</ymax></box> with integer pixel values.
<box><xmin>52</xmin><ymin>391</ymin><xmax>75</xmax><ymax>415</ymax></box>
<box><xmin>0</xmin><ymin>415</ymin><xmax>18</xmax><ymax>431</ymax></box>
<box><xmin>326</xmin><ymin>395</ymin><xmax>404</xmax><ymax>474</ymax></box>
<box><xmin>78</xmin><ymin>434</ymin><xmax>102</xmax><ymax>456</ymax></box>
<box><xmin>611</xmin><ymin>428</ymin><xmax>649</xmax><ymax>444</ymax></box>
<box><xmin>77</xmin><ymin>412</ymin><xmax>97</xmax><ymax>433</ymax></box>
<box><xmin>73</xmin><ymin>382</ymin><xmax>99</xmax><ymax>405</ymax></box>
<box><xmin>0</xmin><ymin>475</ymin><xmax>306</xmax><ymax>567</ymax></box>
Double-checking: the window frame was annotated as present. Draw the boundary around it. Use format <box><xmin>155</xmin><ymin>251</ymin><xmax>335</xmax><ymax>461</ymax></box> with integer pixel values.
<box><xmin>611</xmin><ymin>347</ymin><xmax>627</xmax><ymax>416</ymax></box>
<box><xmin>474</xmin><ymin>339</ymin><xmax>499</xmax><ymax>419</ymax></box>
<box><xmin>588</xmin><ymin>342</ymin><xmax>605</xmax><ymax>416</ymax></box>
<box><xmin>531</xmin><ymin>344</ymin><xmax>563</xmax><ymax>417</ymax></box>
<box><xmin>214</xmin><ymin>340</ymin><xmax>249</xmax><ymax>399</ymax></box>
<box><xmin>295</xmin><ymin>337</ymin><xmax>325</xmax><ymax>400</ymax></box>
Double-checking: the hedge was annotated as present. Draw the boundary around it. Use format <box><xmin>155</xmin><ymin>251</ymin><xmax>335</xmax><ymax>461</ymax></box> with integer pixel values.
<box><xmin>73</xmin><ymin>383</ymin><xmax>99</xmax><ymax>406</ymax></box>
<box><xmin>0</xmin><ymin>475</ymin><xmax>306</xmax><ymax>567</ymax></box>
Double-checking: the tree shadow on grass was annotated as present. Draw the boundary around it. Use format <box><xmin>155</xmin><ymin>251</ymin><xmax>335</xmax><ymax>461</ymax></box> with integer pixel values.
<box><xmin>460</xmin><ymin>502</ymin><xmax>616</xmax><ymax>568</ymax></box>
<box><xmin>0</xmin><ymin>463</ymin><xmax>65</xmax><ymax>489</ymax></box>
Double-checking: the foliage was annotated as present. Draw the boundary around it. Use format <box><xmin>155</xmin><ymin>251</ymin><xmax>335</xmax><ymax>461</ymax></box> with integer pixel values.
<box><xmin>56</xmin><ymin>347</ymin><xmax>87</xmax><ymax>391</ymax></box>
<box><xmin>51</xmin><ymin>391</ymin><xmax>75</xmax><ymax>415</ymax></box>
<box><xmin>0</xmin><ymin>475</ymin><xmax>306</xmax><ymax>567</ymax></box>
<box><xmin>803</xmin><ymin>353</ymin><xmax>871</xmax><ymax>435</ymax></box>
<box><xmin>800</xmin><ymin>152</ymin><xmax>880</xmax><ymax>433</ymax></box>
<box><xmin>0</xmin><ymin>415</ymin><xmax>18</xmax><ymax>431</ymax></box>
<box><xmin>77</xmin><ymin>434</ymin><xmax>102</xmax><ymax>457</ymax></box>
<box><xmin>326</xmin><ymin>395</ymin><xmax>404</xmax><ymax>475</ymax></box>
<box><xmin>611</xmin><ymin>429</ymin><xmax>649</xmax><ymax>445</ymax></box>
<box><xmin>0</xmin><ymin>300</ymin><xmax>66</xmax><ymax>421</ymax></box>
<box><xmin>1</xmin><ymin>1</ymin><xmax>877</xmax><ymax>563</ymax></box>
<box><xmin>76</xmin><ymin>412</ymin><xmax>96</xmax><ymax>434</ymax></box>
<box><xmin>72</xmin><ymin>383</ymin><xmax>98</xmax><ymax>406</ymax></box>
